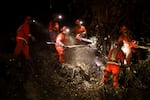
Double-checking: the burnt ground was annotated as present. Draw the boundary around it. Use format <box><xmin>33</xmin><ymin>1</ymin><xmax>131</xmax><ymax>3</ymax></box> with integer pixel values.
<box><xmin>0</xmin><ymin>37</ymin><xmax>150</xmax><ymax>100</ymax></box>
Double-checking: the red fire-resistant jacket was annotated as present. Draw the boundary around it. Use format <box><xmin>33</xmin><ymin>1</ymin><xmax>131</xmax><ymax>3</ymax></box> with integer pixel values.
<box><xmin>16</xmin><ymin>23</ymin><xmax>31</xmax><ymax>44</ymax></box>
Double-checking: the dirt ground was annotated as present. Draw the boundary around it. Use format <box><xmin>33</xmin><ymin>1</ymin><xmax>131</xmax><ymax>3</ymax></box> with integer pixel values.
<box><xmin>0</xmin><ymin>39</ymin><xmax>150</xmax><ymax>100</ymax></box>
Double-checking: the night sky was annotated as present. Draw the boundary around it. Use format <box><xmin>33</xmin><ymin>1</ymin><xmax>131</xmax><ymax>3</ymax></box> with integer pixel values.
<box><xmin>1</xmin><ymin>0</ymin><xmax>72</xmax><ymax>33</ymax></box>
<box><xmin>1</xmin><ymin>0</ymin><xmax>150</xmax><ymax>36</ymax></box>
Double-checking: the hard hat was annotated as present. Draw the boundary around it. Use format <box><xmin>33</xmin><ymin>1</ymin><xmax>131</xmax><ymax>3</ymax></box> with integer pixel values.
<box><xmin>61</xmin><ymin>26</ymin><xmax>70</xmax><ymax>33</ymax></box>
<box><xmin>25</xmin><ymin>16</ymin><xmax>32</xmax><ymax>21</ymax></box>
<box><xmin>61</xmin><ymin>26</ymin><xmax>67</xmax><ymax>31</ymax></box>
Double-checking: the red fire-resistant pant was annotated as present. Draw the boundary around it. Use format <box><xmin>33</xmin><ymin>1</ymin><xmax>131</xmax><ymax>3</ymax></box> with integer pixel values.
<box><xmin>55</xmin><ymin>46</ymin><xmax>64</xmax><ymax>63</ymax></box>
<box><xmin>101</xmin><ymin>63</ymin><xmax>120</xmax><ymax>88</ymax></box>
<box><xmin>14</xmin><ymin>39</ymin><xmax>30</xmax><ymax>60</ymax></box>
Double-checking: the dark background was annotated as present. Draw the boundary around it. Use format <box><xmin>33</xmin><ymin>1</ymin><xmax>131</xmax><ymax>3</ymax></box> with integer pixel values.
<box><xmin>1</xmin><ymin>0</ymin><xmax>150</xmax><ymax>52</ymax></box>
<box><xmin>0</xmin><ymin>0</ymin><xmax>150</xmax><ymax>100</ymax></box>
<box><xmin>1</xmin><ymin>0</ymin><xmax>150</xmax><ymax>34</ymax></box>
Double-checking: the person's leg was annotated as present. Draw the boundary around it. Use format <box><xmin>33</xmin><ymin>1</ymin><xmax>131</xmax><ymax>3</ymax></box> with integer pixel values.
<box><xmin>126</xmin><ymin>49</ymin><xmax>132</xmax><ymax>67</ymax></box>
<box><xmin>23</xmin><ymin>44</ymin><xmax>30</xmax><ymax>60</ymax></box>
<box><xmin>112</xmin><ymin>65</ymin><xmax>120</xmax><ymax>88</ymax></box>
<box><xmin>14</xmin><ymin>40</ymin><xmax>23</xmax><ymax>59</ymax></box>
<box><xmin>56</xmin><ymin>46</ymin><xmax>64</xmax><ymax>63</ymax></box>
<box><xmin>59</xmin><ymin>54</ymin><xmax>65</xmax><ymax>63</ymax></box>
<box><xmin>101</xmin><ymin>64</ymin><xmax>111</xmax><ymax>83</ymax></box>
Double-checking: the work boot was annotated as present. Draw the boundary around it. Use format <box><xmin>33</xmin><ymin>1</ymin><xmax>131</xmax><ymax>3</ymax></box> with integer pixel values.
<box><xmin>114</xmin><ymin>87</ymin><xmax>121</xmax><ymax>94</ymax></box>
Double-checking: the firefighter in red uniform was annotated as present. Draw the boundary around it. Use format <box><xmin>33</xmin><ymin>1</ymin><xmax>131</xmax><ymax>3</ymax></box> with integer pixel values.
<box><xmin>117</xmin><ymin>25</ymin><xmax>137</xmax><ymax>68</ymax></box>
<box><xmin>14</xmin><ymin>16</ymin><xmax>35</xmax><ymax>60</ymax></box>
<box><xmin>48</xmin><ymin>21</ymin><xmax>60</xmax><ymax>53</ymax></box>
<box><xmin>55</xmin><ymin>26</ymin><xmax>69</xmax><ymax>63</ymax></box>
<box><xmin>101</xmin><ymin>42</ymin><xmax>125</xmax><ymax>88</ymax></box>
<box><xmin>49</xmin><ymin>21</ymin><xmax>60</xmax><ymax>43</ymax></box>
<box><xmin>71</xmin><ymin>19</ymin><xmax>87</xmax><ymax>41</ymax></box>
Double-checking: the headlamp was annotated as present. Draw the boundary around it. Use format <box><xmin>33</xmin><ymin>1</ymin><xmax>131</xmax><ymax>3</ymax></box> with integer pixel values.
<box><xmin>80</xmin><ymin>21</ymin><xmax>83</xmax><ymax>25</ymax></box>
<box><xmin>58</xmin><ymin>15</ymin><xmax>62</xmax><ymax>19</ymax></box>
<box><xmin>66</xmin><ymin>28</ymin><xmax>70</xmax><ymax>33</ymax></box>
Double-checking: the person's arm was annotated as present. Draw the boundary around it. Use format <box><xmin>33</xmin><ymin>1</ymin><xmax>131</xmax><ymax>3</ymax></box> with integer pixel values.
<box><xmin>24</xmin><ymin>24</ymin><xmax>35</xmax><ymax>41</ymax></box>
<box><xmin>56</xmin><ymin>34</ymin><xmax>64</xmax><ymax>47</ymax></box>
<box><xmin>81</xmin><ymin>26</ymin><xmax>87</xmax><ymax>34</ymax></box>
<box><xmin>23</xmin><ymin>24</ymin><xmax>30</xmax><ymax>37</ymax></box>
<box><xmin>75</xmin><ymin>34</ymin><xmax>93</xmax><ymax>43</ymax></box>
<box><xmin>117</xmin><ymin>35</ymin><xmax>123</xmax><ymax>43</ymax></box>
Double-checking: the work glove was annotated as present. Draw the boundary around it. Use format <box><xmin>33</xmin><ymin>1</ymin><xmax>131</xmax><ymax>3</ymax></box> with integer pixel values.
<box><xmin>59</xmin><ymin>42</ymin><xmax>67</xmax><ymax>50</ymax></box>
<box><xmin>76</xmin><ymin>34</ymin><xmax>82</xmax><ymax>40</ymax></box>
<box><xmin>29</xmin><ymin>34</ymin><xmax>36</xmax><ymax>42</ymax></box>
<box><xmin>31</xmin><ymin>36</ymin><xmax>36</xmax><ymax>41</ymax></box>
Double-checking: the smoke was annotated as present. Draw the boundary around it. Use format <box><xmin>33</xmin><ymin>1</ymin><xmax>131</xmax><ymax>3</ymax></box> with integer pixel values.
<box><xmin>64</xmin><ymin>42</ymin><xmax>106</xmax><ymax>75</ymax></box>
